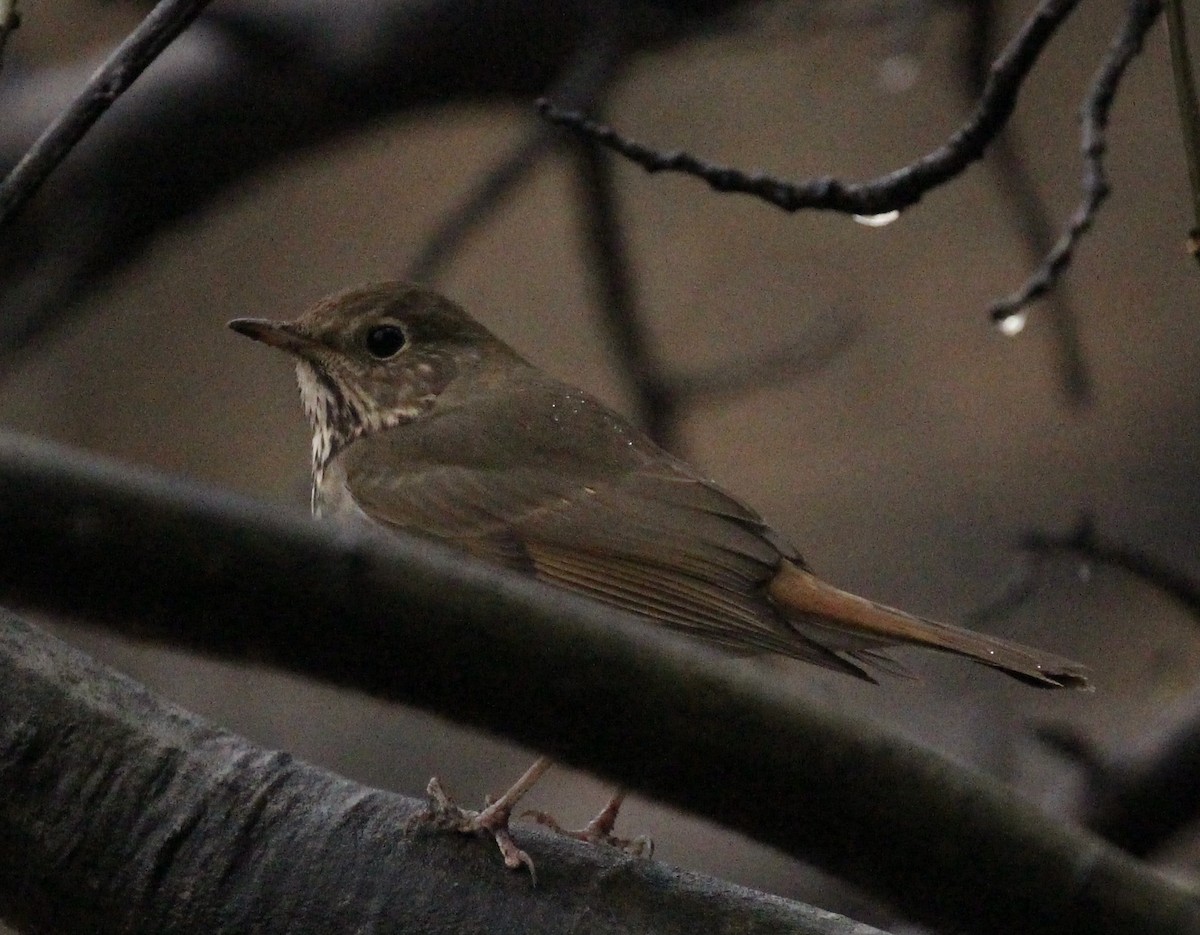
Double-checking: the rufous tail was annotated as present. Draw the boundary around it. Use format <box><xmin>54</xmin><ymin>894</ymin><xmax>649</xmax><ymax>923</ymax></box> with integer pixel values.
<box><xmin>768</xmin><ymin>561</ymin><xmax>1090</xmax><ymax>689</ymax></box>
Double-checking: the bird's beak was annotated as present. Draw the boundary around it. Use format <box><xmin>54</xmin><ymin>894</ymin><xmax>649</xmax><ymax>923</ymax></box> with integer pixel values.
<box><xmin>227</xmin><ymin>318</ymin><xmax>317</xmax><ymax>357</ymax></box>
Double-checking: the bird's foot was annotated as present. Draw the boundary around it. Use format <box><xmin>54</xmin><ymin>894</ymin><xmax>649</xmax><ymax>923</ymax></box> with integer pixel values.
<box><xmin>524</xmin><ymin>793</ymin><xmax>653</xmax><ymax>858</ymax></box>
<box><xmin>412</xmin><ymin>776</ymin><xmax>537</xmax><ymax>881</ymax></box>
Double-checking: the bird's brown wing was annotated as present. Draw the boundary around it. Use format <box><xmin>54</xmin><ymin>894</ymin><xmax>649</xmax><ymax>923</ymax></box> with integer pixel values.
<box><xmin>341</xmin><ymin>433</ymin><xmax>872</xmax><ymax>677</ymax></box>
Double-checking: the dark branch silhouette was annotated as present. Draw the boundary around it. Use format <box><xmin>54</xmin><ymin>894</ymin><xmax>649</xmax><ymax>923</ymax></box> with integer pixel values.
<box><xmin>0</xmin><ymin>0</ymin><xmax>217</xmax><ymax>227</ymax></box>
<box><xmin>0</xmin><ymin>610</ymin><xmax>890</xmax><ymax>935</ymax></box>
<box><xmin>959</xmin><ymin>0</ymin><xmax>1092</xmax><ymax>405</ymax></box>
<box><xmin>538</xmin><ymin>0</ymin><xmax>1084</xmax><ymax>216</ymax></box>
<box><xmin>0</xmin><ymin>431</ymin><xmax>1197</xmax><ymax>935</ymax></box>
<box><xmin>1084</xmin><ymin>711</ymin><xmax>1200</xmax><ymax>857</ymax></box>
<box><xmin>574</xmin><ymin>136</ymin><xmax>680</xmax><ymax>447</ymax></box>
<box><xmin>1039</xmin><ymin>713</ymin><xmax>1200</xmax><ymax>860</ymax></box>
<box><xmin>541</xmin><ymin>0</ymin><xmax>1161</xmax><ymax>324</ymax></box>
<box><xmin>989</xmin><ymin>0</ymin><xmax>1162</xmax><ymax>323</ymax></box>
<box><xmin>1017</xmin><ymin>518</ymin><xmax>1200</xmax><ymax>857</ymax></box>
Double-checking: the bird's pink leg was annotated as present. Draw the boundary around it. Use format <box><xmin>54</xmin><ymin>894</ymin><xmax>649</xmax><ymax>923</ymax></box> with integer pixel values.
<box><xmin>526</xmin><ymin>788</ymin><xmax>653</xmax><ymax>857</ymax></box>
<box><xmin>418</xmin><ymin>756</ymin><xmax>554</xmax><ymax>880</ymax></box>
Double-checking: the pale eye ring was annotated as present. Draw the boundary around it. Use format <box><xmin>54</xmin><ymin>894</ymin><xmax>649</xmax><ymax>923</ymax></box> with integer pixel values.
<box><xmin>365</xmin><ymin>324</ymin><xmax>406</xmax><ymax>359</ymax></box>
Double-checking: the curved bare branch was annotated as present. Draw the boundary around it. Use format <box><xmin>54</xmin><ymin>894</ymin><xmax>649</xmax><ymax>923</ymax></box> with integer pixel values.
<box><xmin>0</xmin><ymin>432</ymin><xmax>1196</xmax><ymax>935</ymax></box>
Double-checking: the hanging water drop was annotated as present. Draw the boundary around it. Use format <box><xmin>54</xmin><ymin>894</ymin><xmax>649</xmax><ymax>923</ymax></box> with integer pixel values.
<box><xmin>852</xmin><ymin>209</ymin><xmax>900</xmax><ymax>228</ymax></box>
<box><xmin>996</xmin><ymin>311</ymin><xmax>1027</xmax><ymax>337</ymax></box>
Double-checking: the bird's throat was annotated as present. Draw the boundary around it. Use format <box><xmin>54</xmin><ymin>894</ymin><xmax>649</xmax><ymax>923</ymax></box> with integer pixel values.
<box><xmin>294</xmin><ymin>359</ymin><xmax>430</xmax><ymax>515</ymax></box>
<box><xmin>295</xmin><ymin>361</ymin><xmax>343</xmax><ymax>513</ymax></box>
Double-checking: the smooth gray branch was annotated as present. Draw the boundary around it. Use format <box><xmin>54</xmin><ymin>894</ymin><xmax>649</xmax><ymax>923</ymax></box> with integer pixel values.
<box><xmin>0</xmin><ymin>610</ymin><xmax>888</xmax><ymax>935</ymax></box>
<box><xmin>0</xmin><ymin>431</ymin><xmax>1197</xmax><ymax>935</ymax></box>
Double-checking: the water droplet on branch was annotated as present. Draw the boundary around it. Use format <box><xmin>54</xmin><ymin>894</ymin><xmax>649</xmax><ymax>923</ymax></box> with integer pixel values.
<box><xmin>995</xmin><ymin>312</ymin><xmax>1028</xmax><ymax>337</ymax></box>
<box><xmin>852</xmin><ymin>210</ymin><xmax>900</xmax><ymax>228</ymax></box>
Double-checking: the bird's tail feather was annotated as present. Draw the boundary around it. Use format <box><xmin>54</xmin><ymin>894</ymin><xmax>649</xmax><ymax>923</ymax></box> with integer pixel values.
<box><xmin>768</xmin><ymin>562</ymin><xmax>1090</xmax><ymax>689</ymax></box>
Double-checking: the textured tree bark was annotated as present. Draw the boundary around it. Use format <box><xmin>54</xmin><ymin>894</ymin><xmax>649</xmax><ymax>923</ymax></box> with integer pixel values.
<box><xmin>0</xmin><ymin>610</ymin><xmax>887</xmax><ymax>935</ymax></box>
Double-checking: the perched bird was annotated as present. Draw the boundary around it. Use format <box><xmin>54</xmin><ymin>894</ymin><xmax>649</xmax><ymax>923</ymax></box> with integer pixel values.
<box><xmin>230</xmin><ymin>281</ymin><xmax>1089</xmax><ymax>873</ymax></box>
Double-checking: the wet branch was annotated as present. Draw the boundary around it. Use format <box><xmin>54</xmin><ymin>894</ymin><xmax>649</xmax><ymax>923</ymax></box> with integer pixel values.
<box><xmin>989</xmin><ymin>0</ymin><xmax>1163</xmax><ymax>323</ymax></box>
<box><xmin>538</xmin><ymin>0</ymin><xmax>1085</xmax><ymax>216</ymax></box>
<box><xmin>959</xmin><ymin>0</ymin><xmax>1092</xmax><ymax>405</ymax></box>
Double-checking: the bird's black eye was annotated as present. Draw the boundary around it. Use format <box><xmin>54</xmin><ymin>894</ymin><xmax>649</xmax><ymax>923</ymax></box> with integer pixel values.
<box><xmin>365</xmin><ymin>324</ymin><xmax>406</xmax><ymax>359</ymax></box>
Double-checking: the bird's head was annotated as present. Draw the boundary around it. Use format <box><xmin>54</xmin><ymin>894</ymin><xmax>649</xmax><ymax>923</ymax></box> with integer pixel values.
<box><xmin>229</xmin><ymin>281</ymin><xmax>508</xmax><ymax>470</ymax></box>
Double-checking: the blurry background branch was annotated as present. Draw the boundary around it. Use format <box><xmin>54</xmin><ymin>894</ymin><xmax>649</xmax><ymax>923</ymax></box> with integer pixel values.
<box><xmin>0</xmin><ymin>0</ymin><xmax>616</xmax><ymax>364</ymax></box>
<box><xmin>1020</xmin><ymin>518</ymin><xmax>1200</xmax><ymax>858</ymax></box>
<box><xmin>1022</xmin><ymin>516</ymin><xmax>1200</xmax><ymax>621</ymax></box>
<box><xmin>0</xmin><ymin>432</ymin><xmax>1197</xmax><ymax>935</ymax></box>
<box><xmin>1164</xmin><ymin>0</ymin><xmax>1200</xmax><ymax>257</ymax></box>
<box><xmin>0</xmin><ymin>611</ymin><xmax>889</xmax><ymax>935</ymax></box>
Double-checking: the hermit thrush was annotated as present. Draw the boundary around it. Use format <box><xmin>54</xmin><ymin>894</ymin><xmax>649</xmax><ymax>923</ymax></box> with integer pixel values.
<box><xmin>230</xmin><ymin>281</ymin><xmax>1089</xmax><ymax>873</ymax></box>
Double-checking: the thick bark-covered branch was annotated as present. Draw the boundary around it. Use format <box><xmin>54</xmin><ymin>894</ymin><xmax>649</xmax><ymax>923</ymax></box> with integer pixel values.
<box><xmin>0</xmin><ymin>432</ymin><xmax>1196</xmax><ymax>935</ymax></box>
<box><xmin>0</xmin><ymin>610</ymin><xmax>886</xmax><ymax>935</ymax></box>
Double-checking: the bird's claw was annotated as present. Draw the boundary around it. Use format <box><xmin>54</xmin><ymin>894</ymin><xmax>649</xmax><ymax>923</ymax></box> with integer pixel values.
<box><xmin>522</xmin><ymin>808</ymin><xmax>653</xmax><ymax>858</ymax></box>
<box><xmin>412</xmin><ymin>776</ymin><xmax>538</xmax><ymax>882</ymax></box>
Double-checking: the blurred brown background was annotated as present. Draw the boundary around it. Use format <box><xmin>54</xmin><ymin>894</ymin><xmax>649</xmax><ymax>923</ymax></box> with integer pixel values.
<box><xmin>2</xmin><ymin>0</ymin><xmax>1198</xmax><ymax>926</ymax></box>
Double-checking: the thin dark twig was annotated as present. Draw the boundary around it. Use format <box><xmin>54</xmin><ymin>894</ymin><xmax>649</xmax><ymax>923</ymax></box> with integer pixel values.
<box><xmin>0</xmin><ymin>0</ymin><xmax>215</xmax><ymax>228</ymax></box>
<box><xmin>405</xmin><ymin>32</ymin><xmax>625</xmax><ymax>284</ymax></box>
<box><xmin>539</xmin><ymin>0</ymin><xmax>1084</xmax><ymax>216</ymax></box>
<box><xmin>961</xmin><ymin>0</ymin><xmax>1092</xmax><ymax>405</ymax></box>
<box><xmin>1164</xmin><ymin>0</ymin><xmax>1200</xmax><ymax>259</ymax></box>
<box><xmin>575</xmin><ymin>138</ymin><xmax>678</xmax><ymax>448</ymax></box>
<box><xmin>405</xmin><ymin>130</ymin><xmax>558</xmax><ymax>283</ymax></box>
<box><xmin>1021</xmin><ymin>516</ymin><xmax>1200</xmax><ymax>621</ymax></box>
<box><xmin>989</xmin><ymin>0</ymin><xmax>1163</xmax><ymax>322</ymax></box>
